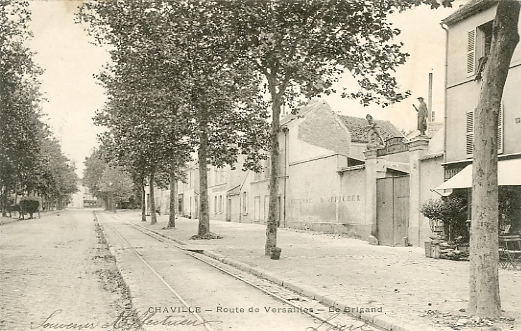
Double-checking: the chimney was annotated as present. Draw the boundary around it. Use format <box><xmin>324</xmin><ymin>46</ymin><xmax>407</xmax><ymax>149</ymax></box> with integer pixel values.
<box><xmin>428</xmin><ymin>72</ymin><xmax>434</xmax><ymax>122</ymax></box>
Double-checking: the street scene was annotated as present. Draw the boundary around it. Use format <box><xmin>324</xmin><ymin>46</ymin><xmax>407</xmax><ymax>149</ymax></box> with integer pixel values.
<box><xmin>2</xmin><ymin>0</ymin><xmax>521</xmax><ymax>330</ymax></box>
<box><xmin>2</xmin><ymin>209</ymin><xmax>521</xmax><ymax>331</ymax></box>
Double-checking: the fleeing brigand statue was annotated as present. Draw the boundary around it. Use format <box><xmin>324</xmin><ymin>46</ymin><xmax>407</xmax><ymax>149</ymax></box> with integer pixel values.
<box><xmin>365</xmin><ymin>114</ymin><xmax>385</xmax><ymax>147</ymax></box>
<box><xmin>413</xmin><ymin>96</ymin><xmax>428</xmax><ymax>136</ymax></box>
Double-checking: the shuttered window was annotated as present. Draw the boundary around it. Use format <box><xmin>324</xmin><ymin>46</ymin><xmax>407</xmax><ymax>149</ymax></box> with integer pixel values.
<box><xmin>466</xmin><ymin>109</ymin><xmax>474</xmax><ymax>156</ymax></box>
<box><xmin>498</xmin><ymin>105</ymin><xmax>504</xmax><ymax>154</ymax></box>
<box><xmin>465</xmin><ymin>104</ymin><xmax>504</xmax><ymax>156</ymax></box>
<box><xmin>467</xmin><ymin>22</ymin><xmax>492</xmax><ymax>78</ymax></box>
<box><xmin>467</xmin><ymin>29</ymin><xmax>476</xmax><ymax>76</ymax></box>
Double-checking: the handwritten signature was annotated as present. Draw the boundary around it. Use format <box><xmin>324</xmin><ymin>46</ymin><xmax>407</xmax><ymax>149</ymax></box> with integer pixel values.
<box><xmin>305</xmin><ymin>313</ymin><xmax>374</xmax><ymax>331</ymax></box>
<box><xmin>31</xmin><ymin>309</ymin><xmax>222</xmax><ymax>330</ymax></box>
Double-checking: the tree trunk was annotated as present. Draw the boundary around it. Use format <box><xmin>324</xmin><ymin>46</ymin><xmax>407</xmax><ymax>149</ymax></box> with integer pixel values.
<box><xmin>150</xmin><ymin>171</ymin><xmax>157</xmax><ymax>225</ymax></box>
<box><xmin>198</xmin><ymin>115</ymin><xmax>210</xmax><ymax>236</ymax></box>
<box><xmin>265</xmin><ymin>88</ymin><xmax>282</xmax><ymax>256</ymax></box>
<box><xmin>112</xmin><ymin>195</ymin><xmax>117</xmax><ymax>213</ymax></box>
<box><xmin>468</xmin><ymin>0</ymin><xmax>520</xmax><ymax>318</ymax></box>
<box><xmin>141</xmin><ymin>183</ymin><xmax>146</xmax><ymax>222</ymax></box>
<box><xmin>1</xmin><ymin>189</ymin><xmax>7</xmax><ymax>217</ymax></box>
<box><xmin>168</xmin><ymin>169</ymin><xmax>177</xmax><ymax>228</ymax></box>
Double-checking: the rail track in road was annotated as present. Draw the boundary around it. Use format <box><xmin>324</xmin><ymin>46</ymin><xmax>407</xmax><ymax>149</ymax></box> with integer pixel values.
<box><xmin>94</xmin><ymin>211</ymin><xmax>383</xmax><ymax>331</ymax></box>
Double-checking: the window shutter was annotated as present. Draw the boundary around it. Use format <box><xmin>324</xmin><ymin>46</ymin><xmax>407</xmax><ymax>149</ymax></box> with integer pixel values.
<box><xmin>466</xmin><ymin>105</ymin><xmax>504</xmax><ymax>156</ymax></box>
<box><xmin>498</xmin><ymin>104</ymin><xmax>504</xmax><ymax>154</ymax></box>
<box><xmin>466</xmin><ymin>109</ymin><xmax>474</xmax><ymax>156</ymax></box>
<box><xmin>467</xmin><ymin>30</ymin><xmax>476</xmax><ymax>75</ymax></box>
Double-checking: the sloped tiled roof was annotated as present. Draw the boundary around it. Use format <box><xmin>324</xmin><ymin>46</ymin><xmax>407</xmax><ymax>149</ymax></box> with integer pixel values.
<box><xmin>280</xmin><ymin>100</ymin><xmax>404</xmax><ymax>149</ymax></box>
<box><xmin>336</xmin><ymin>115</ymin><xmax>404</xmax><ymax>143</ymax></box>
<box><xmin>296</xmin><ymin>101</ymin><xmax>351</xmax><ymax>156</ymax></box>
<box><xmin>442</xmin><ymin>0</ymin><xmax>496</xmax><ymax>26</ymax></box>
<box><xmin>280</xmin><ymin>99</ymin><xmax>324</xmax><ymax>126</ymax></box>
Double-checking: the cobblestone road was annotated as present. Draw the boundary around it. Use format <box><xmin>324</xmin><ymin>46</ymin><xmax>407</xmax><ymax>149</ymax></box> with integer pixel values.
<box><xmin>0</xmin><ymin>209</ymin><xmax>130</xmax><ymax>331</ymax></box>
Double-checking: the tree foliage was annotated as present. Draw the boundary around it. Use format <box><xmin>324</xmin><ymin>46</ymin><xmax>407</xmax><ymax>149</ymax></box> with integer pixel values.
<box><xmin>1</xmin><ymin>1</ymin><xmax>77</xmax><ymax>213</ymax></box>
<box><xmin>34</xmin><ymin>136</ymin><xmax>79</xmax><ymax>209</ymax></box>
<box><xmin>83</xmin><ymin>148</ymin><xmax>134</xmax><ymax>211</ymax></box>
<box><xmin>83</xmin><ymin>148</ymin><xmax>107</xmax><ymax>200</ymax></box>
<box><xmin>98</xmin><ymin>165</ymin><xmax>134</xmax><ymax>211</ymax></box>
<box><xmin>79</xmin><ymin>0</ymin><xmax>196</xmax><ymax>223</ymax></box>
<box><xmin>0</xmin><ymin>1</ymin><xmax>43</xmax><ymax>197</ymax></box>
<box><xmin>217</xmin><ymin>0</ymin><xmax>454</xmax><ymax>255</ymax></box>
<box><xmin>78</xmin><ymin>0</ymin><xmax>270</xmax><ymax>233</ymax></box>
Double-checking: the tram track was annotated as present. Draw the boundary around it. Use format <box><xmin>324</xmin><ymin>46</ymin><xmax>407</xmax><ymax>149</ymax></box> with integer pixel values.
<box><xmin>101</xmin><ymin>218</ymin><xmax>217</xmax><ymax>331</ymax></box>
<box><xmin>94</xmin><ymin>211</ymin><xmax>383</xmax><ymax>331</ymax></box>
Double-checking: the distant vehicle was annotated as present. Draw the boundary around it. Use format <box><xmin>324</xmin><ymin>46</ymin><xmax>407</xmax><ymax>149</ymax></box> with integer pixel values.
<box><xmin>19</xmin><ymin>197</ymin><xmax>40</xmax><ymax>220</ymax></box>
<box><xmin>6</xmin><ymin>204</ymin><xmax>20</xmax><ymax>218</ymax></box>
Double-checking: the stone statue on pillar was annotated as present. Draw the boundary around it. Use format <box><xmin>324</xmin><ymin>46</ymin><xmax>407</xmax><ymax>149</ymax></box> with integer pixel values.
<box><xmin>365</xmin><ymin>114</ymin><xmax>385</xmax><ymax>148</ymax></box>
<box><xmin>413</xmin><ymin>97</ymin><xmax>428</xmax><ymax>136</ymax></box>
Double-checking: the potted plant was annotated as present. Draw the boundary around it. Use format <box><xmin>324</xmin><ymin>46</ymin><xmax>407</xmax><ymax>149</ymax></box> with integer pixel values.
<box><xmin>420</xmin><ymin>197</ymin><xmax>468</xmax><ymax>258</ymax></box>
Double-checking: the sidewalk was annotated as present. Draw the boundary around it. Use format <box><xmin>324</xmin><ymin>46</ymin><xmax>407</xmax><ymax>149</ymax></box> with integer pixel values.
<box><xmin>0</xmin><ymin>210</ymin><xmax>59</xmax><ymax>226</ymax></box>
<box><xmin>117</xmin><ymin>210</ymin><xmax>521</xmax><ymax>331</ymax></box>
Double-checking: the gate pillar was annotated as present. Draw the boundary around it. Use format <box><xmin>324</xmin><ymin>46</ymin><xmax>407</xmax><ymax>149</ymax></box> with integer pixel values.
<box><xmin>364</xmin><ymin>147</ymin><xmax>387</xmax><ymax>240</ymax></box>
<box><xmin>408</xmin><ymin>136</ymin><xmax>430</xmax><ymax>247</ymax></box>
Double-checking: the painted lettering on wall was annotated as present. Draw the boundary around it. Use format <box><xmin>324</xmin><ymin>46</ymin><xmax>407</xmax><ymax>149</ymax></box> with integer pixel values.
<box><xmin>290</xmin><ymin>195</ymin><xmax>361</xmax><ymax>205</ymax></box>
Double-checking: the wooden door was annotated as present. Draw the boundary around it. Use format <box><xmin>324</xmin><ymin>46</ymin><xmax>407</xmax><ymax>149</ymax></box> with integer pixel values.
<box><xmin>376</xmin><ymin>176</ymin><xmax>410</xmax><ymax>246</ymax></box>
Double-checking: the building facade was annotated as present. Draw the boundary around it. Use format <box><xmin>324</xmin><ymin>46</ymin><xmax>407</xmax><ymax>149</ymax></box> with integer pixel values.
<box><xmin>442</xmin><ymin>0</ymin><xmax>521</xmax><ymax>174</ymax></box>
<box><xmin>146</xmin><ymin>99</ymin><xmax>447</xmax><ymax>247</ymax></box>
<box><xmin>438</xmin><ymin>0</ymin><xmax>521</xmax><ymax>234</ymax></box>
<box><xmin>68</xmin><ymin>179</ymin><xmax>99</xmax><ymax>208</ymax></box>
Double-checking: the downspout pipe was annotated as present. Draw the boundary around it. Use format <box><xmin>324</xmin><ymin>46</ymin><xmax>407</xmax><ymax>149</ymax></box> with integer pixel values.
<box><xmin>428</xmin><ymin>72</ymin><xmax>433</xmax><ymax>122</ymax></box>
<box><xmin>441</xmin><ymin>22</ymin><xmax>449</xmax><ymax>166</ymax></box>
<box><xmin>282</xmin><ymin>126</ymin><xmax>289</xmax><ymax>227</ymax></box>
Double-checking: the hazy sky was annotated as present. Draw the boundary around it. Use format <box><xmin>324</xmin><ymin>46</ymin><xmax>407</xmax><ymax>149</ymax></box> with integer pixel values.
<box><xmin>24</xmin><ymin>1</ymin><xmax>463</xmax><ymax>177</ymax></box>
<box><xmin>26</xmin><ymin>0</ymin><xmax>109</xmax><ymax>177</ymax></box>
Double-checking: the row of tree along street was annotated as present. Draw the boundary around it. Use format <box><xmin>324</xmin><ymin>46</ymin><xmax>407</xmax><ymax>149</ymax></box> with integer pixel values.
<box><xmin>0</xmin><ymin>1</ymin><xmax>78</xmax><ymax>215</ymax></box>
<box><xmin>78</xmin><ymin>0</ymin><xmax>518</xmax><ymax>319</ymax></box>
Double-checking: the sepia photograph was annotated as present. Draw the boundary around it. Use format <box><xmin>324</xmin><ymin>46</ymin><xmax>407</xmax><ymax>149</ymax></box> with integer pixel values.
<box><xmin>2</xmin><ymin>0</ymin><xmax>521</xmax><ymax>330</ymax></box>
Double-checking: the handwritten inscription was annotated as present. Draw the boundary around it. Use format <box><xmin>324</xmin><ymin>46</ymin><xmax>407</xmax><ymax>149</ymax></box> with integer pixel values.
<box><xmin>305</xmin><ymin>313</ymin><xmax>373</xmax><ymax>331</ymax></box>
<box><xmin>31</xmin><ymin>309</ymin><xmax>222</xmax><ymax>330</ymax></box>
<box><xmin>290</xmin><ymin>195</ymin><xmax>361</xmax><ymax>205</ymax></box>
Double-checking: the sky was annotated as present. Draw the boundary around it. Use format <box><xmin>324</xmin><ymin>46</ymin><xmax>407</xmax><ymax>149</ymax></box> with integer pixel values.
<box><xmin>24</xmin><ymin>0</ymin><xmax>465</xmax><ymax>177</ymax></box>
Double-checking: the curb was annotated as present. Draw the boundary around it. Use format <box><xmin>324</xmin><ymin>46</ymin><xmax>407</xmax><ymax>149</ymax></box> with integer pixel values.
<box><xmin>200</xmin><ymin>250</ymin><xmax>443</xmax><ymax>331</ymax></box>
<box><xmin>136</xmin><ymin>223</ymin><xmax>446</xmax><ymax>331</ymax></box>
<box><xmin>0</xmin><ymin>209</ymin><xmax>62</xmax><ymax>226</ymax></box>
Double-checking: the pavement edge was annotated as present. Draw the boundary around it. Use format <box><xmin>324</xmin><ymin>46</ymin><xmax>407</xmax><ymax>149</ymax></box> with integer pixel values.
<box><xmin>140</xmin><ymin>225</ymin><xmax>444</xmax><ymax>331</ymax></box>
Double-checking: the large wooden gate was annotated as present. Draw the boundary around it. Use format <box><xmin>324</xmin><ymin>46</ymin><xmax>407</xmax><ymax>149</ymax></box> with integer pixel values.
<box><xmin>376</xmin><ymin>176</ymin><xmax>410</xmax><ymax>246</ymax></box>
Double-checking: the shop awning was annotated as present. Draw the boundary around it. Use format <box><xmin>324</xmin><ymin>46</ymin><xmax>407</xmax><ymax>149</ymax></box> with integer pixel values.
<box><xmin>435</xmin><ymin>158</ymin><xmax>521</xmax><ymax>191</ymax></box>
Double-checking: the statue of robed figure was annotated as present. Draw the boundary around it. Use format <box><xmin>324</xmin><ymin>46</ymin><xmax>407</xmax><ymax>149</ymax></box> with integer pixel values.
<box><xmin>413</xmin><ymin>97</ymin><xmax>428</xmax><ymax>136</ymax></box>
